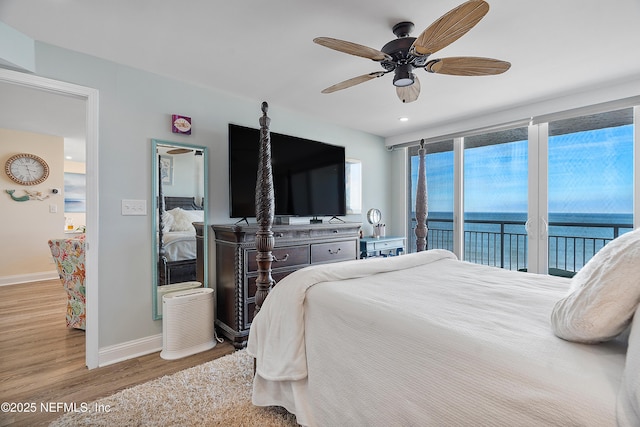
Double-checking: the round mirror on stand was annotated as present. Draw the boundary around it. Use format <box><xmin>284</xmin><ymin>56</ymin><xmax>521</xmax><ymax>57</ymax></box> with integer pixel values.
<box><xmin>366</xmin><ymin>208</ymin><xmax>382</xmax><ymax>237</ymax></box>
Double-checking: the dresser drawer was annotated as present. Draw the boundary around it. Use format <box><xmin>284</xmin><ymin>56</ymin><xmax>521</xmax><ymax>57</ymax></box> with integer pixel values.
<box><xmin>247</xmin><ymin>270</ymin><xmax>294</xmax><ymax>298</ymax></box>
<box><xmin>309</xmin><ymin>226</ymin><xmax>355</xmax><ymax>238</ymax></box>
<box><xmin>372</xmin><ymin>239</ymin><xmax>404</xmax><ymax>251</ymax></box>
<box><xmin>246</xmin><ymin>245</ymin><xmax>309</xmax><ymax>272</ymax></box>
<box><xmin>245</xmin><ymin>270</ymin><xmax>295</xmax><ymax>327</ymax></box>
<box><xmin>311</xmin><ymin>240</ymin><xmax>357</xmax><ymax>264</ymax></box>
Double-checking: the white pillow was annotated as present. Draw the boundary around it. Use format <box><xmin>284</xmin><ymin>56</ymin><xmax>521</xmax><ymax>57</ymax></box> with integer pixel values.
<box><xmin>183</xmin><ymin>209</ymin><xmax>204</xmax><ymax>223</ymax></box>
<box><xmin>168</xmin><ymin>208</ymin><xmax>195</xmax><ymax>232</ymax></box>
<box><xmin>551</xmin><ymin>227</ymin><xmax>640</xmax><ymax>343</ymax></box>
<box><xmin>161</xmin><ymin>210</ymin><xmax>174</xmax><ymax>233</ymax></box>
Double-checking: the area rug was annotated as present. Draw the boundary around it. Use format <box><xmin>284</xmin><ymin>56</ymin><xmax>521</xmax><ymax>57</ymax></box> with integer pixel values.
<box><xmin>51</xmin><ymin>349</ymin><xmax>299</xmax><ymax>426</ymax></box>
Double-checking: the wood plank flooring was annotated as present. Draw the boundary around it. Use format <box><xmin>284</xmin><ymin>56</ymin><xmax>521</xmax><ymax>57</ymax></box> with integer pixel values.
<box><xmin>0</xmin><ymin>279</ymin><xmax>235</xmax><ymax>426</ymax></box>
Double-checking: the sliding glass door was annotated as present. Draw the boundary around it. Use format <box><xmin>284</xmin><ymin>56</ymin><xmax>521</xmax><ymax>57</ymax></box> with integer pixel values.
<box><xmin>407</xmin><ymin>105</ymin><xmax>637</xmax><ymax>277</ymax></box>
<box><xmin>463</xmin><ymin>128</ymin><xmax>529</xmax><ymax>270</ymax></box>
<box><xmin>545</xmin><ymin>108</ymin><xmax>634</xmax><ymax>275</ymax></box>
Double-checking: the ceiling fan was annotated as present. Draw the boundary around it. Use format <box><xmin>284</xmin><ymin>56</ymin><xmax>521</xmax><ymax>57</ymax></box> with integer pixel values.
<box><xmin>313</xmin><ymin>0</ymin><xmax>511</xmax><ymax>103</ymax></box>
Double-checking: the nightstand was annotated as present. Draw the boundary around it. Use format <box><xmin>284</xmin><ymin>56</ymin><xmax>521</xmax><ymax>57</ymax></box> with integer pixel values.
<box><xmin>360</xmin><ymin>236</ymin><xmax>406</xmax><ymax>258</ymax></box>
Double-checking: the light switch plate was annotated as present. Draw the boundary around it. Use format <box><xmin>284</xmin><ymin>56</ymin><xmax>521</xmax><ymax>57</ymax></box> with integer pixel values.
<box><xmin>121</xmin><ymin>199</ymin><xmax>147</xmax><ymax>216</ymax></box>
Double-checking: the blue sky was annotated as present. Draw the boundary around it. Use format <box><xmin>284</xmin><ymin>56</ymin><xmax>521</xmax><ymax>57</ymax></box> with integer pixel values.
<box><xmin>412</xmin><ymin>124</ymin><xmax>634</xmax><ymax>214</ymax></box>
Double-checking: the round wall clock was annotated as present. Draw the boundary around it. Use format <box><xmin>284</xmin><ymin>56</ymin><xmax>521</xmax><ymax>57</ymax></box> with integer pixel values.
<box><xmin>4</xmin><ymin>153</ymin><xmax>50</xmax><ymax>185</ymax></box>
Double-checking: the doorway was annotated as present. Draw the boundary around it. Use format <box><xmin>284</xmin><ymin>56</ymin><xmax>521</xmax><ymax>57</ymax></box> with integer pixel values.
<box><xmin>0</xmin><ymin>69</ymin><xmax>99</xmax><ymax>369</ymax></box>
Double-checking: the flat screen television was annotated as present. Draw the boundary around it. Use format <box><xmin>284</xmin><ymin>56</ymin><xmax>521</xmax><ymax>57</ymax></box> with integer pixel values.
<box><xmin>229</xmin><ymin>124</ymin><xmax>346</xmax><ymax>219</ymax></box>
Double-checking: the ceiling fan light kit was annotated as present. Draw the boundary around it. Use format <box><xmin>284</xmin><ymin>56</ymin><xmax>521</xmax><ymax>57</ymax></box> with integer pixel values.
<box><xmin>393</xmin><ymin>64</ymin><xmax>415</xmax><ymax>87</ymax></box>
<box><xmin>313</xmin><ymin>0</ymin><xmax>510</xmax><ymax>103</ymax></box>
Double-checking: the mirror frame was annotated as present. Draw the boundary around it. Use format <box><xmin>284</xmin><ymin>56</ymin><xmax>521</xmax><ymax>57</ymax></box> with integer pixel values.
<box><xmin>151</xmin><ymin>139</ymin><xmax>208</xmax><ymax>320</ymax></box>
<box><xmin>366</xmin><ymin>208</ymin><xmax>381</xmax><ymax>225</ymax></box>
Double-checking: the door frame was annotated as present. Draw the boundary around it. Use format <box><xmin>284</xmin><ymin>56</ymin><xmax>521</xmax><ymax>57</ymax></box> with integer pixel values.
<box><xmin>0</xmin><ymin>68</ymin><xmax>99</xmax><ymax>369</ymax></box>
<box><xmin>527</xmin><ymin>123</ymin><xmax>548</xmax><ymax>274</ymax></box>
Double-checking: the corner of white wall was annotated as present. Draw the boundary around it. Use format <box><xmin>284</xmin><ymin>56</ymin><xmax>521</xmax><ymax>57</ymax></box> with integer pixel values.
<box><xmin>0</xmin><ymin>21</ymin><xmax>35</xmax><ymax>73</ymax></box>
<box><xmin>388</xmin><ymin>146</ymin><xmax>408</xmax><ymax>239</ymax></box>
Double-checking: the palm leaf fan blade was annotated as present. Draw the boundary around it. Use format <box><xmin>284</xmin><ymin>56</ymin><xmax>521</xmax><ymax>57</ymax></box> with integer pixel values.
<box><xmin>412</xmin><ymin>0</ymin><xmax>489</xmax><ymax>56</ymax></box>
<box><xmin>321</xmin><ymin>72</ymin><xmax>385</xmax><ymax>94</ymax></box>
<box><xmin>426</xmin><ymin>57</ymin><xmax>511</xmax><ymax>76</ymax></box>
<box><xmin>313</xmin><ymin>37</ymin><xmax>391</xmax><ymax>61</ymax></box>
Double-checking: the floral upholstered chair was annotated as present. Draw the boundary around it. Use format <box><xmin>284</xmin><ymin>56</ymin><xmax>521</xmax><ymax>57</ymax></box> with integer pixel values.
<box><xmin>48</xmin><ymin>235</ymin><xmax>86</xmax><ymax>330</ymax></box>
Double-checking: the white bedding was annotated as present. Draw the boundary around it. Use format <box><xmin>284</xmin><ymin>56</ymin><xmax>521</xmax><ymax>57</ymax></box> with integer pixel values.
<box><xmin>159</xmin><ymin>207</ymin><xmax>203</xmax><ymax>262</ymax></box>
<box><xmin>247</xmin><ymin>250</ymin><xmax>630</xmax><ymax>426</ymax></box>
<box><xmin>162</xmin><ymin>231</ymin><xmax>196</xmax><ymax>262</ymax></box>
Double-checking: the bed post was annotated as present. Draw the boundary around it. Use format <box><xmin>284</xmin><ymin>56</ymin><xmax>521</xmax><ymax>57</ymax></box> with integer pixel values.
<box><xmin>415</xmin><ymin>139</ymin><xmax>428</xmax><ymax>251</ymax></box>
<box><xmin>254</xmin><ymin>101</ymin><xmax>275</xmax><ymax>317</ymax></box>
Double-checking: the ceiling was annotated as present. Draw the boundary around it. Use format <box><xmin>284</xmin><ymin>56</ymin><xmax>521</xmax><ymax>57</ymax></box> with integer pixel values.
<box><xmin>1</xmin><ymin>0</ymin><xmax>639</xmax><ymax>144</ymax></box>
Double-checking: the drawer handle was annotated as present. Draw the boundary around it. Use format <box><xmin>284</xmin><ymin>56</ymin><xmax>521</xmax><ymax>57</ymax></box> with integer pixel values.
<box><xmin>273</xmin><ymin>253</ymin><xmax>290</xmax><ymax>262</ymax></box>
<box><xmin>332</xmin><ymin>230</ymin><xmax>338</xmax><ymax>233</ymax></box>
<box><xmin>274</xmin><ymin>232</ymin><xmax>284</xmax><ymax>238</ymax></box>
<box><xmin>328</xmin><ymin>248</ymin><xmax>341</xmax><ymax>255</ymax></box>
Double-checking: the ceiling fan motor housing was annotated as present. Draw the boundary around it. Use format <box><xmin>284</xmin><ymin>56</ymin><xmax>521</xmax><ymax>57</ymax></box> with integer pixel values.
<box><xmin>380</xmin><ymin>22</ymin><xmax>427</xmax><ymax>87</ymax></box>
<box><xmin>381</xmin><ymin>22</ymin><xmax>429</xmax><ymax>86</ymax></box>
<box><xmin>381</xmin><ymin>37</ymin><xmax>417</xmax><ymax>71</ymax></box>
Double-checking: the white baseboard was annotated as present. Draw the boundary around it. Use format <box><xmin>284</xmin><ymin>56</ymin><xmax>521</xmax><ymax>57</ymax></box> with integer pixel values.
<box><xmin>98</xmin><ymin>334</ymin><xmax>163</xmax><ymax>367</ymax></box>
<box><xmin>0</xmin><ymin>271</ymin><xmax>59</xmax><ymax>287</ymax></box>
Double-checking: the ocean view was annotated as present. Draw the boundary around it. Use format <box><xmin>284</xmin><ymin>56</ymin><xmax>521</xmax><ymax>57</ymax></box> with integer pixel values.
<box><xmin>407</xmin><ymin>119</ymin><xmax>635</xmax><ymax>274</ymax></box>
<box><xmin>429</xmin><ymin>211</ymin><xmax>633</xmax><ymax>237</ymax></box>
<box><xmin>415</xmin><ymin>211</ymin><xmax>634</xmax><ymax>272</ymax></box>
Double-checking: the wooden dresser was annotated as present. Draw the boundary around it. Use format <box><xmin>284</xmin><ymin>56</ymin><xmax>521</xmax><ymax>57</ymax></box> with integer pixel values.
<box><xmin>213</xmin><ymin>221</ymin><xmax>361</xmax><ymax>347</ymax></box>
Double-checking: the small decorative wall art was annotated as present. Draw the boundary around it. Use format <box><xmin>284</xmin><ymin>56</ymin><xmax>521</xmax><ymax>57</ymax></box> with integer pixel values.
<box><xmin>159</xmin><ymin>155</ymin><xmax>173</xmax><ymax>185</ymax></box>
<box><xmin>171</xmin><ymin>114</ymin><xmax>192</xmax><ymax>135</ymax></box>
<box><xmin>64</xmin><ymin>172</ymin><xmax>86</xmax><ymax>212</ymax></box>
<box><xmin>5</xmin><ymin>189</ymin><xmax>50</xmax><ymax>202</ymax></box>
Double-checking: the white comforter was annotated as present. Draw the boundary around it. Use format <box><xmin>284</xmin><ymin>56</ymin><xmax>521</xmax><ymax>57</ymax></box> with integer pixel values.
<box><xmin>248</xmin><ymin>249</ymin><xmax>457</xmax><ymax>380</ymax></box>
<box><xmin>161</xmin><ymin>231</ymin><xmax>196</xmax><ymax>262</ymax></box>
<box><xmin>247</xmin><ymin>250</ymin><xmax>629</xmax><ymax>426</ymax></box>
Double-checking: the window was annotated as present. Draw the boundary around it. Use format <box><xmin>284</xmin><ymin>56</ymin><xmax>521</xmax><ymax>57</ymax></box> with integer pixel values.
<box><xmin>463</xmin><ymin>128</ymin><xmax>528</xmax><ymax>270</ymax></box>
<box><xmin>406</xmin><ymin>105</ymin><xmax>637</xmax><ymax>275</ymax></box>
<box><xmin>546</xmin><ymin>108</ymin><xmax>634</xmax><ymax>273</ymax></box>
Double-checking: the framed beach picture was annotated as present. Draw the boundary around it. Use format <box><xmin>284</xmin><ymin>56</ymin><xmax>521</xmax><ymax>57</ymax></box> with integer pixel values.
<box><xmin>160</xmin><ymin>155</ymin><xmax>173</xmax><ymax>185</ymax></box>
<box><xmin>64</xmin><ymin>172</ymin><xmax>86</xmax><ymax>213</ymax></box>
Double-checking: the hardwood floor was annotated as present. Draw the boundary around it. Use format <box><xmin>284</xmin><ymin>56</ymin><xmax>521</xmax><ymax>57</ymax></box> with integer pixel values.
<box><xmin>0</xmin><ymin>279</ymin><xmax>235</xmax><ymax>427</ymax></box>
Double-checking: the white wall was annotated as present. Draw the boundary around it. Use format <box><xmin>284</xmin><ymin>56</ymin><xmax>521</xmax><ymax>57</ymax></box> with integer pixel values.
<box><xmin>0</xmin><ymin>128</ymin><xmax>64</xmax><ymax>282</ymax></box>
<box><xmin>27</xmin><ymin>41</ymin><xmax>388</xmax><ymax>350</ymax></box>
<box><xmin>0</xmin><ymin>21</ymin><xmax>35</xmax><ymax>72</ymax></box>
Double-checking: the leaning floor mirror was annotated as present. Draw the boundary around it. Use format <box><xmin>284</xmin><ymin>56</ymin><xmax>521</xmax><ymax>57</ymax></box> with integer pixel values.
<box><xmin>151</xmin><ymin>139</ymin><xmax>208</xmax><ymax>320</ymax></box>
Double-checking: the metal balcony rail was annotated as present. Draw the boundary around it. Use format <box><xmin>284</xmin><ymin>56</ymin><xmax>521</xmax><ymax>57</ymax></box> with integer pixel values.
<box><xmin>409</xmin><ymin>217</ymin><xmax>632</xmax><ymax>274</ymax></box>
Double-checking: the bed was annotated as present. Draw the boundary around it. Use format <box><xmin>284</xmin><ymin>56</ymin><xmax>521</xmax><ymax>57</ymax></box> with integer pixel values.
<box><xmin>157</xmin><ymin>196</ymin><xmax>204</xmax><ymax>285</ymax></box>
<box><xmin>245</xmin><ymin>102</ymin><xmax>640</xmax><ymax>426</ymax></box>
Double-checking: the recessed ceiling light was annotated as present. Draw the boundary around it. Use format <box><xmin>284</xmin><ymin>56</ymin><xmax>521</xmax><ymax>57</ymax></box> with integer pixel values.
<box><xmin>399</xmin><ymin>117</ymin><xmax>409</xmax><ymax>122</ymax></box>
<box><xmin>65</xmin><ymin>156</ymin><xmax>73</xmax><ymax>160</ymax></box>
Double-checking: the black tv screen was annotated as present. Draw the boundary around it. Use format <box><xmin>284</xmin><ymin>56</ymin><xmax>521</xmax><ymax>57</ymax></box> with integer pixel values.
<box><xmin>229</xmin><ymin>124</ymin><xmax>346</xmax><ymax>218</ymax></box>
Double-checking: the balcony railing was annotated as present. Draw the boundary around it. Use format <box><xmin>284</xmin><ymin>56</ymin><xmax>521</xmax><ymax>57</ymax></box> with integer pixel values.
<box><xmin>409</xmin><ymin>217</ymin><xmax>632</xmax><ymax>275</ymax></box>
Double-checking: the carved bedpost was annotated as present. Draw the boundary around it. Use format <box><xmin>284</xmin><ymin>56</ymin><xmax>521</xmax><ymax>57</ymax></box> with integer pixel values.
<box><xmin>415</xmin><ymin>139</ymin><xmax>428</xmax><ymax>252</ymax></box>
<box><xmin>254</xmin><ymin>102</ymin><xmax>275</xmax><ymax>317</ymax></box>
